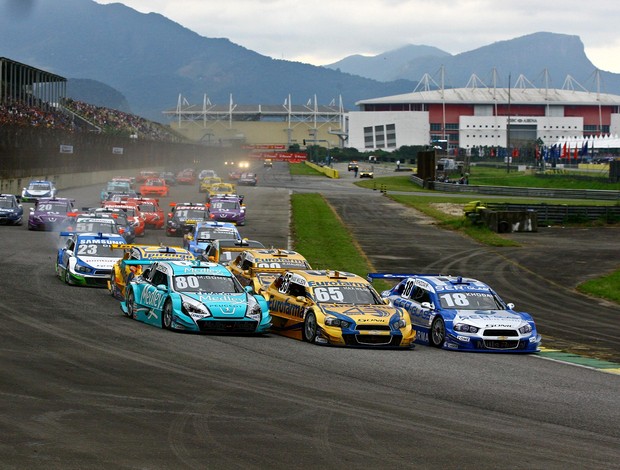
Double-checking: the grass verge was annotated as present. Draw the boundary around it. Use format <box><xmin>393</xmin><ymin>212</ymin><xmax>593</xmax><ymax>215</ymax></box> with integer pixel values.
<box><xmin>290</xmin><ymin>193</ymin><xmax>390</xmax><ymax>292</ymax></box>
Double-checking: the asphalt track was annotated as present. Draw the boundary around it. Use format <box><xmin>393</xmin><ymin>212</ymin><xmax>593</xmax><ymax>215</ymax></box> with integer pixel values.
<box><xmin>0</xmin><ymin>160</ymin><xmax>619</xmax><ymax>469</ymax></box>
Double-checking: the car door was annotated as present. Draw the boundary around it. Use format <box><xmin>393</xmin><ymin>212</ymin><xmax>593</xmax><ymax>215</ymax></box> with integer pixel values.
<box><xmin>135</xmin><ymin>264</ymin><xmax>168</xmax><ymax>326</ymax></box>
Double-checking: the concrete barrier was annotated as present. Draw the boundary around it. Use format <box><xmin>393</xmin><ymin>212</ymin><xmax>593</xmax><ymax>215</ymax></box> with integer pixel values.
<box><xmin>304</xmin><ymin>161</ymin><xmax>339</xmax><ymax>179</ymax></box>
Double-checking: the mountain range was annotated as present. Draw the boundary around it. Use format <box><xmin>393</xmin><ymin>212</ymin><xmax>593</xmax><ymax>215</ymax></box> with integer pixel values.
<box><xmin>1</xmin><ymin>0</ymin><xmax>619</xmax><ymax>122</ymax></box>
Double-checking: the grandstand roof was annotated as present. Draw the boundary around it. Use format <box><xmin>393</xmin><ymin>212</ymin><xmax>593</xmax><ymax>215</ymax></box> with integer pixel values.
<box><xmin>356</xmin><ymin>87</ymin><xmax>620</xmax><ymax>107</ymax></box>
<box><xmin>164</xmin><ymin>103</ymin><xmax>343</xmax><ymax>117</ymax></box>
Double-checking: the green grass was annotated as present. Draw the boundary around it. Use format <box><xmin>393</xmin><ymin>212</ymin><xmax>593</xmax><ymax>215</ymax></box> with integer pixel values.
<box><xmin>290</xmin><ymin>193</ymin><xmax>390</xmax><ymax>291</ymax></box>
<box><xmin>289</xmin><ymin>169</ymin><xmax>620</xmax><ymax>305</ymax></box>
<box><xmin>577</xmin><ymin>270</ymin><xmax>620</xmax><ymax>304</ymax></box>
<box><xmin>288</xmin><ymin>163</ymin><xmax>324</xmax><ymax>176</ymax></box>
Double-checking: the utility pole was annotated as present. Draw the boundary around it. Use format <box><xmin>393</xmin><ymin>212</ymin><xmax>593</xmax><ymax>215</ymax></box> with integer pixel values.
<box><xmin>506</xmin><ymin>73</ymin><xmax>511</xmax><ymax>174</ymax></box>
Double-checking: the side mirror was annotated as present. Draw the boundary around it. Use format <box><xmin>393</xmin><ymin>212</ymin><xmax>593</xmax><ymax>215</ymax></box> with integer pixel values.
<box><xmin>156</xmin><ymin>284</ymin><xmax>169</xmax><ymax>292</ymax></box>
<box><xmin>506</xmin><ymin>302</ymin><xmax>515</xmax><ymax>309</ymax></box>
<box><xmin>421</xmin><ymin>302</ymin><xmax>434</xmax><ymax>310</ymax></box>
<box><xmin>244</xmin><ymin>285</ymin><xmax>253</xmax><ymax>293</ymax></box>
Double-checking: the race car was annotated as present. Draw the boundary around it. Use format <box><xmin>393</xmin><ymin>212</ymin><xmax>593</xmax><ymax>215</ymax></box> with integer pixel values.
<box><xmin>100</xmin><ymin>180</ymin><xmax>133</xmax><ymax>202</ymax></box>
<box><xmin>139</xmin><ymin>178</ymin><xmax>169</xmax><ymax>197</ymax></box>
<box><xmin>208</xmin><ymin>182</ymin><xmax>236</xmax><ymax>197</ymax></box>
<box><xmin>227</xmin><ymin>248</ymin><xmax>312</xmax><ymax>294</ymax></box>
<box><xmin>201</xmin><ymin>238</ymin><xmax>265</xmax><ymax>265</ymax></box>
<box><xmin>207</xmin><ymin>195</ymin><xmax>246</xmax><ymax>225</ymax></box>
<box><xmin>108</xmin><ymin>244</ymin><xmax>195</xmax><ymax>300</ymax></box>
<box><xmin>183</xmin><ymin>221</ymin><xmax>241</xmax><ymax>257</ymax></box>
<box><xmin>368</xmin><ymin>273</ymin><xmax>541</xmax><ymax>352</ymax></box>
<box><xmin>237</xmin><ymin>172</ymin><xmax>257</xmax><ymax>186</ymax></box>
<box><xmin>358</xmin><ymin>167</ymin><xmax>374</xmax><ymax>178</ymax></box>
<box><xmin>166</xmin><ymin>202</ymin><xmax>210</xmax><ymax>237</ymax></box>
<box><xmin>136</xmin><ymin>171</ymin><xmax>160</xmax><ymax>183</ymax></box>
<box><xmin>0</xmin><ymin>194</ymin><xmax>24</xmax><ymax>225</ymax></box>
<box><xmin>101</xmin><ymin>201</ymin><xmax>146</xmax><ymax>237</ymax></box>
<box><xmin>28</xmin><ymin>197</ymin><xmax>75</xmax><ymax>231</ymax></box>
<box><xmin>199</xmin><ymin>176</ymin><xmax>222</xmax><ymax>193</ymax></box>
<box><xmin>87</xmin><ymin>207</ymin><xmax>136</xmax><ymax>243</ymax></box>
<box><xmin>128</xmin><ymin>197</ymin><xmax>164</xmax><ymax>229</ymax></box>
<box><xmin>198</xmin><ymin>169</ymin><xmax>218</xmax><ymax>180</ymax></box>
<box><xmin>60</xmin><ymin>212</ymin><xmax>124</xmax><ymax>238</ymax></box>
<box><xmin>263</xmin><ymin>270</ymin><xmax>415</xmax><ymax>347</ymax></box>
<box><xmin>176</xmin><ymin>169</ymin><xmax>197</xmax><ymax>185</ymax></box>
<box><xmin>120</xmin><ymin>260</ymin><xmax>271</xmax><ymax>334</ymax></box>
<box><xmin>21</xmin><ymin>180</ymin><xmax>57</xmax><ymax>202</ymax></box>
<box><xmin>56</xmin><ymin>231</ymin><xmax>126</xmax><ymax>287</ymax></box>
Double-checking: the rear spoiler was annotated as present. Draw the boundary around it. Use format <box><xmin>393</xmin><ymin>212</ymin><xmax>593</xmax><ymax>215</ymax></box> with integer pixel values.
<box><xmin>366</xmin><ymin>273</ymin><xmax>438</xmax><ymax>283</ymax></box>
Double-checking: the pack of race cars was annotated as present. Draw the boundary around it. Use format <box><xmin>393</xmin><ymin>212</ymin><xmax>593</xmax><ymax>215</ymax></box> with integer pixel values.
<box><xmin>5</xmin><ymin>170</ymin><xmax>542</xmax><ymax>352</ymax></box>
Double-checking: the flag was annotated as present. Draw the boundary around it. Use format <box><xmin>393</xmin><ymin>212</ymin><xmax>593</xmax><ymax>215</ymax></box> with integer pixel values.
<box><xmin>573</xmin><ymin>145</ymin><xmax>578</xmax><ymax>160</ymax></box>
<box><xmin>562</xmin><ymin>143</ymin><xmax>567</xmax><ymax>159</ymax></box>
<box><xmin>581</xmin><ymin>140</ymin><xmax>588</xmax><ymax>156</ymax></box>
<box><xmin>512</xmin><ymin>147</ymin><xmax>519</xmax><ymax>158</ymax></box>
<box><xmin>535</xmin><ymin>145</ymin><xmax>540</xmax><ymax>160</ymax></box>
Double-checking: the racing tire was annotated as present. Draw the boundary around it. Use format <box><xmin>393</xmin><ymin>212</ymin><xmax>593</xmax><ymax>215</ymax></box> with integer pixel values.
<box><xmin>429</xmin><ymin>317</ymin><xmax>446</xmax><ymax>348</ymax></box>
<box><xmin>302</xmin><ymin>311</ymin><xmax>318</xmax><ymax>343</ymax></box>
<box><xmin>64</xmin><ymin>264</ymin><xmax>72</xmax><ymax>285</ymax></box>
<box><xmin>125</xmin><ymin>290</ymin><xmax>136</xmax><ymax>319</ymax></box>
<box><xmin>162</xmin><ymin>300</ymin><xmax>173</xmax><ymax>330</ymax></box>
<box><xmin>109</xmin><ymin>270</ymin><xmax>117</xmax><ymax>296</ymax></box>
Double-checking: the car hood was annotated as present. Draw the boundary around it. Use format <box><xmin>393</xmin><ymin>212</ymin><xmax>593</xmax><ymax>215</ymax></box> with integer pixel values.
<box><xmin>78</xmin><ymin>256</ymin><xmax>119</xmax><ymax>270</ymax></box>
<box><xmin>452</xmin><ymin>310</ymin><xmax>529</xmax><ymax>328</ymax></box>
<box><xmin>320</xmin><ymin>304</ymin><xmax>401</xmax><ymax>325</ymax></box>
<box><xmin>182</xmin><ymin>292</ymin><xmax>249</xmax><ymax>319</ymax></box>
<box><xmin>25</xmin><ymin>189</ymin><xmax>51</xmax><ymax>195</ymax></box>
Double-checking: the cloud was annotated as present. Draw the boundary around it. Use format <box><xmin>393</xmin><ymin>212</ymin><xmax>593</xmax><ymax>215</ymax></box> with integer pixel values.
<box><xmin>94</xmin><ymin>0</ymin><xmax>620</xmax><ymax>72</ymax></box>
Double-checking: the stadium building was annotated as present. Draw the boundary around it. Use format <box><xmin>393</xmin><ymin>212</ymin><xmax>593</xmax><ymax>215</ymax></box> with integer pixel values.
<box><xmin>347</xmin><ymin>72</ymin><xmax>620</xmax><ymax>157</ymax></box>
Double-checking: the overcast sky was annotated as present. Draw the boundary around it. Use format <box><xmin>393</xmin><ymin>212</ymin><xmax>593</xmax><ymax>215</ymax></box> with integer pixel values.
<box><xmin>93</xmin><ymin>0</ymin><xmax>620</xmax><ymax>73</ymax></box>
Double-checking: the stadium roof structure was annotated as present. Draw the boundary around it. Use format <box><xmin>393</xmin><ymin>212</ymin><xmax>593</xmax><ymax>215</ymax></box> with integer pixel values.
<box><xmin>163</xmin><ymin>94</ymin><xmax>346</xmax><ymax>126</ymax></box>
<box><xmin>356</xmin><ymin>73</ymin><xmax>620</xmax><ymax>107</ymax></box>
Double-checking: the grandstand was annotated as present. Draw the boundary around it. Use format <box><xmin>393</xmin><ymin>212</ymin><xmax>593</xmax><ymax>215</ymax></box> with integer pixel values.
<box><xmin>163</xmin><ymin>93</ymin><xmax>347</xmax><ymax>149</ymax></box>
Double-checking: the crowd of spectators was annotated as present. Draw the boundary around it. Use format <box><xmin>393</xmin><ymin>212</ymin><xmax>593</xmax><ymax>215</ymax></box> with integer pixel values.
<box><xmin>63</xmin><ymin>98</ymin><xmax>175</xmax><ymax>141</ymax></box>
<box><xmin>0</xmin><ymin>99</ymin><xmax>74</xmax><ymax>131</ymax></box>
<box><xmin>0</xmin><ymin>97</ymin><xmax>176</xmax><ymax>142</ymax></box>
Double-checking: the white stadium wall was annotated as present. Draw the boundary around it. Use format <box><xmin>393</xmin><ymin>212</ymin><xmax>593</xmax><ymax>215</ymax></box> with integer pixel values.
<box><xmin>347</xmin><ymin>111</ymin><xmax>430</xmax><ymax>151</ymax></box>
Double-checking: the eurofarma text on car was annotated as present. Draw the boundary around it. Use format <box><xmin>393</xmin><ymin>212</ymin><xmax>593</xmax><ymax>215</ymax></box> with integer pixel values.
<box><xmin>56</xmin><ymin>232</ymin><xmax>126</xmax><ymax>287</ymax></box>
<box><xmin>120</xmin><ymin>260</ymin><xmax>271</xmax><ymax>333</ymax></box>
<box><xmin>263</xmin><ymin>270</ymin><xmax>415</xmax><ymax>347</ymax></box>
<box><xmin>368</xmin><ymin>273</ymin><xmax>541</xmax><ymax>352</ymax></box>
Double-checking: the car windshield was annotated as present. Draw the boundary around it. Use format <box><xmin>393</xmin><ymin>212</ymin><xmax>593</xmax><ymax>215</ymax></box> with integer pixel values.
<box><xmin>172</xmin><ymin>274</ymin><xmax>243</xmax><ymax>293</ymax></box>
<box><xmin>75</xmin><ymin>220</ymin><xmax>119</xmax><ymax>233</ymax></box>
<box><xmin>107</xmin><ymin>183</ymin><xmax>129</xmax><ymax>191</ymax></box>
<box><xmin>210</xmin><ymin>201</ymin><xmax>239</xmax><ymax>210</ymax></box>
<box><xmin>37</xmin><ymin>201</ymin><xmax>70</xmax><ymax>212</ymax></box>
<box><xmin>175</xmin><ymin>208</ymin><xmax>207</xmax><ymax>221</ymax></box>
<box><xmin>196</xmin><ymin>228</ymin><xmax>237</xmax><ymax>241</ymax></box>
<box><xmin>29</xmin><ymin>183</ymin><xmax>51</xmax><ymax>190</ymax></box>
<box><xmin>437</xmin><ymin>292</ymin><xmax>503</xmax><ymax>310</ymax></box>
<box><xmin>76</xmin><ymin>242</ymin><xmax>116</xmax><ymax>257</ymax></box>
<box><xmin>0</xmin><ymin>197</ymin><xmax>16</xmax><ymax>208</ymax></box>
<box><xmin>139</xmin><ymin>203</ymin><xmax>156</xmax><ymax>212</ymax></box>
<box><xmin>312</xmin><ymin>285</ymin><xmax>383</xmax><ymax>305</ymax></box>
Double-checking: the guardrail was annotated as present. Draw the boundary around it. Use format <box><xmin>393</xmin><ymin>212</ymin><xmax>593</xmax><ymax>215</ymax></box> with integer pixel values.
<box><xmin>410</xmin><ymin>175</ymin><xmax>620</xmax><ymax>201</ymax></box>
<box><xmin>478</xmin><ymin>202</ymin><xmax>620</xmax><ymax>224</ymax></box>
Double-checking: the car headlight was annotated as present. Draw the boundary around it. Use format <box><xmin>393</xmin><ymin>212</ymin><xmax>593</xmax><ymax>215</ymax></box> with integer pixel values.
<box><xmin>454</xmin><ymin>323</ymin><xmax>479</xmax><ymax>333</ymax></box>
<box><xmin>74</xmin><ymin>263</ymin><xmax>92</xmax><ymax>274</ymax></box>
<box><xmin>181</xmin><ymin>296</ymin><xmax>211</xmax><ymax>317</ymax></box>
<box><xmin>325</xmin><ymin>316</ymin><xmax>351</xmax><ymax>328</ymax></box>
<box><xmin>392</xmin><ymin>315</ymin><xmax>407</xmax><ymax>329</ymax></box>
<box><xmin>519</xmin><ymin>324</ymin><xmax>533</xmax><ymax>334</ymax></box>
<box><xmin>245</xmin><ymin>296</ymin><xmax>262</xmax><ymax>320</ymax></box>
